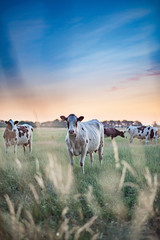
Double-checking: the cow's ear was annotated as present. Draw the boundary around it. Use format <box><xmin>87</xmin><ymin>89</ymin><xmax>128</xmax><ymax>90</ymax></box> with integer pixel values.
<box><xmin>78</xmin><ymin>116</ymin><xmax>84</xmax><ymax>122</ymax></box>
<box><xmin>14</xmin><ymin>121</ymin><xmax>19</xmax><ymax>125</ymax></box>
<box><xmin>5</xmin><ymin>121</ymin><xmax>9</xmax><ymax>124</ymax></box>
<box><xmin>60</xmin><ymin>116</ymin><xmax>67</xmax><ymax>121</ymax></box>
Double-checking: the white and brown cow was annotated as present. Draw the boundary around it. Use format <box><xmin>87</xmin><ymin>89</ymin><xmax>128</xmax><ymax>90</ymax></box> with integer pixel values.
<box><xmin>60</xmin><ymin>114</ymin><xmax>104</xmax><ymax>174</ymax></box>
<box><xmin>3</xmin><ymin>119</ymin><xmax>33</xmax><ymax>155</ymax></box>
<box><xmin>124</xmin><ymin>125</ymin><xmax>158</xmax><ymax>144</ymax></box>
<box><xmin>104</xmin><ymin>127</ymin><xmax>125</xmax><ymax>139</ymax></box>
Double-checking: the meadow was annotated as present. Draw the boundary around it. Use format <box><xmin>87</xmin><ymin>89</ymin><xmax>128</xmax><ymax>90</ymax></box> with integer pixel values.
<box><xmin>0</xmin><ymin>127</ymin><xmax>160</xmax><ymax>240</ymax></box>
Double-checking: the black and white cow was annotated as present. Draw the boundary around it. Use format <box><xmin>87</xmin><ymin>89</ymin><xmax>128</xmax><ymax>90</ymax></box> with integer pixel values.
<box><xmin>60</xmin><ymin>114</ymin><xmax>104</xmax><ymax>173</ymax></box>
<box><xmin>3</xmin><ymin>119</ymin><xmax>33</xmax><ymax>155</ymax></box>
<box><xmin>124</xmin><ymin>125</ymin><xmax>158</xmax><ymax>144</ymax></box>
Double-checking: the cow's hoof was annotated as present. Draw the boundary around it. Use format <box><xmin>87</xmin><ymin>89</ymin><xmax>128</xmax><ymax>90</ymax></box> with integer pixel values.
<box><xmin>80</xmin><ymin>162</ymin><xmax>83</xmax><ymax>167</ymax></box>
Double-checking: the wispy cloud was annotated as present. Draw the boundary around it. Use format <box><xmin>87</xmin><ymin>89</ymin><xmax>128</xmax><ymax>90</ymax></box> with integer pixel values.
<box><xmin>124</xmin><ymin>71</ymin><xmax>160</xmax><ymax>83</ymax></box>
<box><xmin>106</xmin><ymin>86</ymin><xmax>127</xmax><ymax>92</ymax></box>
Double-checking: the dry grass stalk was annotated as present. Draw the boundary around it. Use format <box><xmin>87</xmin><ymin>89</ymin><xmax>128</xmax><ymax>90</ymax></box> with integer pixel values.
<box><xmin>112</xmin><ymin>139</ymin><xmax>120</xmax><ymax>168</ymax></box>
<box><xmin>35</xmin><ymin>158</ymin><xmax>40</xmax><ymax>172</ymax></box>
<box><xmin>131</xmin><ymin>168</ymin><xmax>158</xmax><ymax>239</ymax></box>
<box><xmin>144</xmin><ymin>167</ymin><xmax>153</xmax><ymax>188</ymax></box>
<box><xmin>85</xmin><ymin>185</ymin><xmax>101</xmax><ymax>216</ymax></box>
<box><xmin>91</xmin><ymin>233</ymin><xmax>99</xmax><ymax>240</ymax></box>
<box><xmin>74</xmin><ymin>216</ymin><xmax>97</xmax><ymax>240</ymax></box>
<box><xmin>15</xmin><ymin>158</ymin><xmax>22</xmax><ymax>169</ymax></box>
<box><xmin>121</xmin><ymin>160</ymin><xmax>137</xmax><ymax>177</ymax></box>
<box><xmin>4</xmin><ymin>194</ymin><xmax>15</xmax><ymax>216</ymax></box>
<box><xmin>57</xmin><ymin>207</ymin><xmax>79</xmax><ymax>240</ymax></box>
<box><xmin>35</xmin><ymin>173</ymin><xmax>45</xmax><ymax>190</ymax></box>
<box><xmin>46</xmin><ymin>153</ymin><xmax>73</xmax><ymax>196</ymax></box>
<box><xmin>25</xmin><ymin>210</ymin><xmax>35</xmax><ymax>226</ymax></box>
<box><xmin>118</xmin><ymin>165</ymin><xmax>127</xmax><ymax>192</ymax></box>
<box><xmin>16</xmin><ymin>204</ymin><xmax>23</xmax><ymax>221</ymax></box>
<box><xmin>4</xmin><ymin>194</ymin><xmax>25</xmax><ymax>239</ymax></box>
<box><xmin>28</xmin><ymin>183</ymin><xmax>39</xmax><ymax>203</ymax></box>
<box><xmin>118</xmin><ymin>160</ymin><xmax>138</xmax><ymax>192</ymax></box>
<box><xmin>22</xmin><ymin>210</ymin><xmax>41</xmax><ymax>239</ymax></box>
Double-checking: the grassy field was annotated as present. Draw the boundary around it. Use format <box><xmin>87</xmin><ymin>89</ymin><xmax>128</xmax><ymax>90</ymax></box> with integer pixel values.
<box><xmin>0</xmin><ymin>127</ymin><xmax>160</xmax><ymax>240</ymax></box>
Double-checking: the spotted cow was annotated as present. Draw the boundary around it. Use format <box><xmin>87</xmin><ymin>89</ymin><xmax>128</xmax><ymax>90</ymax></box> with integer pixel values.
<box><xmin>3</xmin><ymin>119</ymin><xmax>33</xmax><ymax>155</ymax></box>
<box><xmin>60</xmin><ymin>114</ymin><xmax>104</xmax><ymax>174</ymax></box>
<box><xmin>124</xmin><ymin>125</ymin><xmax>158</xmax><ymax>144</ymax></box>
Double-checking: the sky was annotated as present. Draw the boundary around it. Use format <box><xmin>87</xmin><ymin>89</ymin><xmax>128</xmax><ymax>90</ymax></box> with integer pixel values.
<box><xmin>0</xmin><ymin>0</ymin><xmax>160</xmax><ymax>124</ymax></box>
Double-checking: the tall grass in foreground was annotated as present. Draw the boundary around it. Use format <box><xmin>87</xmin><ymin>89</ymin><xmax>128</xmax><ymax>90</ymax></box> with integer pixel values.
<box><xmin>0</xmin><ymin>128</ymin><xmax>160</xmax><ymax>240</ymax></box>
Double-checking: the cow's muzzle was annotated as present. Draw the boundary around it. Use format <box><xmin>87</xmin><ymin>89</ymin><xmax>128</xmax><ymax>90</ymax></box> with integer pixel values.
<box><xmin>69</xmin><ymin>130</ymin><xmax>75</xmax><ymax>135</ymax></box>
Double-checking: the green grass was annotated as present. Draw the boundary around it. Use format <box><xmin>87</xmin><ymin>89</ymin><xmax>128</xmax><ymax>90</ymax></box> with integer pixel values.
<box><xmin>0</xmin><ymin>128</ymin><xmax>160</xmax><ymax>240</ymax></box>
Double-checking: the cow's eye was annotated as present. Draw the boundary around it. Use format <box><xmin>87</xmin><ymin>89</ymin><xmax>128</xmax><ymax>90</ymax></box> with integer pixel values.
<box><xmin>67</xmin><ymin>122</ymin><xmax>69</xmax><ymax>128</ymax></box>
<box><xmin>7</xmin><ymin>124</ymin><xmax>12</xmax><ymax>130</ymax></box>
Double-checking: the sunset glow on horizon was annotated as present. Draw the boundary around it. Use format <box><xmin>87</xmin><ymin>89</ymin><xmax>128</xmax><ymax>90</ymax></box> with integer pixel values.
<box><xmin>0</xmin><ymin>0</ymin><xmax>160</xmax><ymax>125</ymax></box>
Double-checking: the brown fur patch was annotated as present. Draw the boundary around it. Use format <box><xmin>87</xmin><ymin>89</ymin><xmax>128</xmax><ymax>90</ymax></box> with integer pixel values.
<box><xmin>3</xmin><ymin>129</ymin><xmax>16</xmax><ymax>141</ymax></box>
<box><xmin>17</xmin><ymin>126</ymin><xmax>29</xmax><ymax>138</ymax></box>
<box><xmin>137</xmin><ymin>126</ymin><xmax>146</xmax><ymax>133</ymax></box>
<box><xmin>150</xmin><ymin>129</ymin><xmax>154</xmax><ymax>139</ymax></box>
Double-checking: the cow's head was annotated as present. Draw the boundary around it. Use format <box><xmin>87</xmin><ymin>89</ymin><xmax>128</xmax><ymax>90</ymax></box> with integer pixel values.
<box><xmin>124</xmin><ymin>127</ymin><xmax>130</xmax><ymax>134</ymax></box>
<box><xmin>5</xmin><ymin>119</ymin><xmax>19</xmax><ymax>132</ymax></box>
<box><xmin>120</xmin><ymin>131</ymin><xmax>125</xmax><ymax>138</ymax></box>
<box><xmin>123</xmin><ymin>127</ymin><xmax>130</xmax><ymax>138</ymax></box>
<box><xmin>60</xmin><ymin>114</ymin><xmax>84</xmax><ymax>136</ymax></box>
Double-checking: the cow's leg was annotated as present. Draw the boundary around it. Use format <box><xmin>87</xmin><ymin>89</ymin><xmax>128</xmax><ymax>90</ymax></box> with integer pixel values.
<box><xmin>130</xmin><ymin>136</ymin><xmax>133</xmax><ymax>143</ymax></box>
<box><xmin>98</xmin><ymin>144</ymin><xmax>103</xmax><ymax>166</ymax></box>
<box><xmin>155</xmin><ymin>134</ymin><xmax>158</xmax><ymax>143</ymax></box>
<box><xmin>80</xmin><ymin>147</ymin><xmax>87</xmax><ymax>174</ymax></box>
<box><xmin>90</xmin><ymin>153</ymin><xmax>93</xmax><ymax>167</ymax></box>
<box><xmin>5</xmin><ymin>144</ymin><xmax>9</xmax><ymax>156</ymax></box>
<box><xmin>23</xmin><ymin>145</ymin><xmax>26</xmax><ymax>153</ymax></box>
<box><xmin>29</xmin><ymin>140</ymin><xmax>32</xmax><ymax>153</ymax></box>
<box><xmin>145</xmin><ymin>136</ymin><xmax>149</xmax><ymax>144</ymax></box>
<box><xmin>14</xmin><ymin>144</ymin><xmax>17</xmax><ymax>155</ymax></box>
<box><xmin>98</xmin><ymin>135</ymin><xmax>104</xmax><ymax>166</ymax></box>
<box><xmin>67</xmin><ymin>149</ymin><xmax>74</xmax><ymax>166</ymax></box>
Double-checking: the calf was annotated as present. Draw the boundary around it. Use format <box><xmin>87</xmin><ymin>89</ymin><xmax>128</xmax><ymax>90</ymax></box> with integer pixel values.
<box><xmin>3</xmin><ymin>119</ymin><xmax>33</xmax><ymax>155</ymax></box>
<box><xmin>60</xmin><ymin>114</ymin><xmax>104</xmax><ymax>173</ymax></box>
<box><xmin>124</xmin><ymin>125</ymin><xmax>158</xmax><ymax>144</ymax></box>
<box><xmin>104</xmin><ymin>127</ymin><xmax>124</xmax><ymax>139</ymax></box>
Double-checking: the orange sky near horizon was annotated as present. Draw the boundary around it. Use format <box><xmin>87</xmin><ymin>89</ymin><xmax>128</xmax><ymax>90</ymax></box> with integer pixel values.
<box><xmin>0</xmin><ymin>75</ymin><xmax>160</xmax><ymax>125</ymax></box>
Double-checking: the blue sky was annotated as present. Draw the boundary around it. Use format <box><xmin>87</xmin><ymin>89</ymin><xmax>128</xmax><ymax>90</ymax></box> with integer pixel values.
<box><xmin>0</xmin><ymin>0</ymin><xmax>160</xmax><ymax>123</ymax></box>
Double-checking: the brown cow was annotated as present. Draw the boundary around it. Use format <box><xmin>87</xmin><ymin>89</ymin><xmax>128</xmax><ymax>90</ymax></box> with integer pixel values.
<box><xmin>3</xmin><ymin>119</ymin><xmax>33</xmax><ymax>155</ymax></box>
<box><xmin>104</xmin><ymin>127</ymin><xmax>124</xmax><ymax>139</ymax></box>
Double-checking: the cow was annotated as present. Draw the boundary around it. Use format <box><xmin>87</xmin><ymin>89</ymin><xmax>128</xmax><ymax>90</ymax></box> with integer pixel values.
<box><xmin>124</xmin><ymin>125</ymin><xmax>158</xmax><ymax>144</ymax></box>
<box><xmin>104</xmin><ymin>127</ymin><xmax>125</xmax><ymax>139</ymax></box>
<box><xmin>3</xmin><ymin>119</ymin><xmax>33</xmax><ymax>155</ymax></box>
<box><xmin>60</xmin><ymin>114</ymin><xmax>104</xmax><ymax>174</ymax></box>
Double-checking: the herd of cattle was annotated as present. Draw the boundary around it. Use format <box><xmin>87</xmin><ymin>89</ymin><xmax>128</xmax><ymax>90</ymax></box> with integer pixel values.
<box><xmin>2</xmin><ymin>115</ymin><xmax>159</xmax><ymax>173</ymax></box>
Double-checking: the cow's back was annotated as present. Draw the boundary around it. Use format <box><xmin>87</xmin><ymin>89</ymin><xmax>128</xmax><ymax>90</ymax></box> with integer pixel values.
<box><xmin>83</xmin><ymin>119</ymin><xmax>103</xmax><ymax>136</ymax></box>
<box><xmin>104</xmin><ymin>127</ymin><xmax>117</xmax><ymax>137</ymax></box>
<box><xmin>81</xmin><ymin>119</ymin><xmax>103</xmax><ymax>152</ymax></box>
<box><xmin>17</xmin><ymin>124</ymin><xmax>33</xmax><ymax>145</ymax></box>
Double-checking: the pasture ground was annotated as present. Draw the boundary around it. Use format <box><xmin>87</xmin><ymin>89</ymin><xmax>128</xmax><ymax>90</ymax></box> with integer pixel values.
<box><xmin>0</xmin><ymin>127</ymin><xmax>160</xmax><ymax>240</ymax></box>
